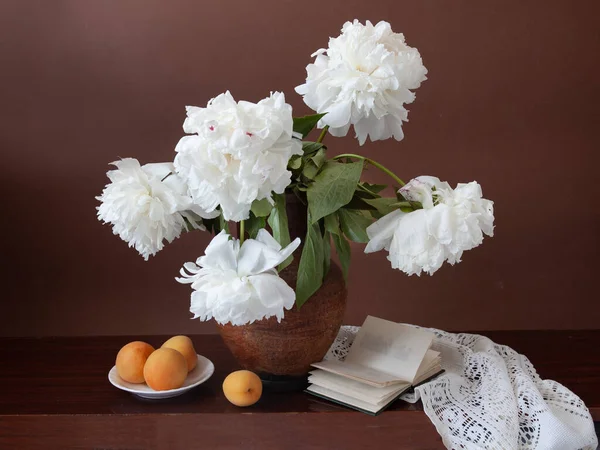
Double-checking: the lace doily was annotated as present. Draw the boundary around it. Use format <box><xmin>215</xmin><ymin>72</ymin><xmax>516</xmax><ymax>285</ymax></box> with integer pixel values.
<box><xmin>325</xmin><ymin>326</ymin><xmax>598</xmax><ymax>450</ymax></box>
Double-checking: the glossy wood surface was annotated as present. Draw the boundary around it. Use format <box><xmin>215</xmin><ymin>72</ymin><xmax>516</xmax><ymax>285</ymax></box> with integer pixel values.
<box><xmin>0</xmin><ymin>331</ymin><xmax>598</xmax><ymax>449</ymax></box>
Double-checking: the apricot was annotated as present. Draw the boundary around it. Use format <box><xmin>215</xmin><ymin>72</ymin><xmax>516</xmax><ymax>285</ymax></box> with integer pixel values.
<box><xmin>115</xmin><ymin>341</ymin><xmax>155</xmax><ymax>384</ymax></box>
<box><xmin>161</xmin><ymin>335</ymin><xmax>197</xmax><ymax>372</ymax></box>
<box><xmin>143</xmin><ymin>348</ymin><xmax>187</xmax><ymax>391</ymax></box>
<box><xmin>222</xmin><ymin>370</ymin><xmax>263</xmax><ymax>407</ymax></box>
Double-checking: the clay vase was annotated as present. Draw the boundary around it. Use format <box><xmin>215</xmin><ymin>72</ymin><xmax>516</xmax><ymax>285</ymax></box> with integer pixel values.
<box><xmin>216</xmin><ymin>194</ymin><xmax>348</xmax><ymax>388</ymax></box>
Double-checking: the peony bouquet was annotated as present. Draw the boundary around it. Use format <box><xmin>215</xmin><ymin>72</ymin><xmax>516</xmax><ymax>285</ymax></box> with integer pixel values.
<box><xmin>97</xmin><ymin>20</ymin><xmax>494</xmax><ymax>327</ymax></box>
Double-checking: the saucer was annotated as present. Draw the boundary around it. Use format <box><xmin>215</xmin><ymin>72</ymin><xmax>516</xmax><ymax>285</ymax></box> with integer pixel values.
<box><xmin>108</xmin><ymin>354</ymin><xmax>214</xmax><ymax>399</ymax></box>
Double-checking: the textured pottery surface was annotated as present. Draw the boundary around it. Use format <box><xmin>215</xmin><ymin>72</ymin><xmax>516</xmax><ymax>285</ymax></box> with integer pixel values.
<box><xmin>216</xmin><ymin>260</ymin><xmax>347</xmax><ymax>376</ymax></box>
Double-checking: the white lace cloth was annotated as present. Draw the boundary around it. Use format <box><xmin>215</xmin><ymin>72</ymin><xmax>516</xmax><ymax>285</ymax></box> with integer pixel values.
<box><xmin>325</xmin><ymin>326</ymin><xmax>598</xmax><ymax>450</ymax></box>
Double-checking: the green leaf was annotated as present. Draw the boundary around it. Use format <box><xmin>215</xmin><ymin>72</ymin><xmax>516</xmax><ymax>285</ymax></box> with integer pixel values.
<box><xmin>296</xmin><ymin>218</ymin><xmax>324</xmax><ymax>308</ymax></box>
<box><xmin>219</xmin><ymin>213</ymin><xmax>230</xmax><ymax>234</ymax></box>
<box><xmin>388</xmin><ymin>200</ymin><xmax>421</xmax><ymax>213</ymax></box>
<box><xmin>342</xmin><ymin>195</ymin><xmax>377</xmax><ymax>211</ymax></box>
<box><xmin>302</xmin><ymin>141</ymin><xmax>324</xmax><ymax>155</ymax></box>
<box><xmin>355</xmin><ymin>182</ymin><xmax>389</xmax><ymax>199</ymax></box>
<box><xmin>298</xmin><ymin>145</ymin><xmax>327</xmax><ymax>182</ymax></box>
<box><xmin>289</xmin><ymin>155</ymin><xmax>302</xmax><ymax>170</ymax></box>
<box><xmin>323</xmin><ymin>230</ymin><xmax>331</xmax><ymax>279</ymax></box>
<box><xmin>361</xmin><ymin>183</ymin><xmax>387</xmax><ymax>194</ymax></box>
<box><xmin>245</xmin><ymin>214</ymin><xmax>266</xmax><ymax>239</ymax></box>
<box><xmin>267</xmin><ymin>194</ymin><xmax>293</xmax><ymax>271</ymax></box>
<box><xmin>303</xmin><ymin>160</ymin><xmax>320</xmax><ymax>180</ymax></box>
<box><xmin>362</xmin><ymin>197</ymin><xmax>399</xmax><ymax>216</ymax></box>
<box><xmin>311</xmin><ymin>148</ymin><xmax>327</xmax><ymax>169</ymax></box>
<box><xmin>338</xmin><ymin>208</ymin><xmax>372</xmax><ymax>243</ymax></box>
<box><xmin>251</xmin><ymin>198</ymin><xmax>272</xmax><ymax>217</ymax></box>
<box><xmin>324</xmin><ymin>213</ymin><xmax>341</xmax><ymax>235</ymax></box>
<box><xmin>306</xmin><ymin>161</ymin><xmax>364</xmax><ymax>224</ymax></box>
<box><xmin>390</xmin><ymin>201</ymin><xmax>413</xmax><ymax>208</ymax></box>
<box><xmin>332</xmin><ymin>233</ymin><xmax>351</xmax><ymax>285</ymax></box>
<box><xmin>293</xmin><ymin>114</ymin><xmax>326</xmax><ymax>139</ymax></box>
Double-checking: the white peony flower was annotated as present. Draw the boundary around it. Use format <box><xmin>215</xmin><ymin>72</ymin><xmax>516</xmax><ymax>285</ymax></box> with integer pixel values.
<box><xmin>176</xmin><ymin>230</ymin><xmax>301</xmax><ymax>326</ymax></box>
<box><xmin>295</xmin><ymin>20</ymin><xmax>427</xmax><ymax>145</ymax></box>
<box><xmin>365</xmin><ymin>177</ymin><xmax>494</xmax><ymax>275</ymax></box>
<box><xmin>97</xmin><ymin>158</ymin><xmax>218</xmax><ymax>260</ymax></box>
<box><xmin>173</xmin><ymin>91</ymin><xmax>303</xmax><ymax>222</ymax></box>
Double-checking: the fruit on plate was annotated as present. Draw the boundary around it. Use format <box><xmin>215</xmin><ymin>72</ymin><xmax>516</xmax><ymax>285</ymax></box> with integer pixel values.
<box><xmin>161</xmin><ymin>335</ymin><xmax>197</xmax><ymax>372</ymax></box>
<box><xmin>115</xmin><ymin>341</ymin><xmax>155</xmax><ymax>384</ymax></box>
<box><xmin>222</xmin><ymin>370</ymin><xmax>263</xmax><ymax>407</ymax></box>
<box><xmin>143</xmin><ymin>347</ymin><xmax>188</xmax><ymax>391</ymax></box>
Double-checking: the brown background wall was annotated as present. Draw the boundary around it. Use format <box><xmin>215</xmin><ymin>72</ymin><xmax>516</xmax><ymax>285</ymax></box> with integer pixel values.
<box><xmin>1</xmin><ymin>0</ymin><xmax>599</xmax><ymax>336</ymax></box>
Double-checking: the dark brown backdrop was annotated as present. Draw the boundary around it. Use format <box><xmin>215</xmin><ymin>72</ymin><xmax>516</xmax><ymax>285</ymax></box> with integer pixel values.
<box><xmin>1</xmin><ymin>0</ymin><xmax>599</xmax><ymax>336</ymax></box>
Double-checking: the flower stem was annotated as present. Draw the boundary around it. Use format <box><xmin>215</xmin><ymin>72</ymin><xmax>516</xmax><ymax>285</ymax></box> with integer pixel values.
<box><xmin>316</xmin><ymin>126</ymin><xmax>329</xmax><ymax>144</ymax></box>
<box><xmin>239</xmin><ymin>220</ymin><xmax>245</xmax><ymax>244</ymax></box>
<box><xmin>333</xmin><ymin>154</ymin><xmax>406</xmax><ymax>186</ymax></box>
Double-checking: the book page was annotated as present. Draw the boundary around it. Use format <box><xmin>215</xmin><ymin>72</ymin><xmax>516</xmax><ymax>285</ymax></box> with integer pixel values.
<box><xmin>309</xmin><ymin>370</ymin><xmax>410</xmax><ymax>405</ymax></box>
<box><xmin>413</xmin><ymin>349</ymin><xmax>442</xmax><ymax>385</ymax></box>
<box><xmin>307</xmin><ymin>385</ymin><xmax>384</xmax><ymax>414</ymax></box>
<box><xmin>345</xmin><ymin>316</ymin><xmax>434</xmax><ymax>384</ymax></box>
<box><xmin>311</xmin><ymin>359</ymin><xmax>404</xmax><ymax>387</ymax></box>
<box><xmin>416</xmin><ymin>349</ymin><xmax>440</xmax><ymax>378</ymax></box>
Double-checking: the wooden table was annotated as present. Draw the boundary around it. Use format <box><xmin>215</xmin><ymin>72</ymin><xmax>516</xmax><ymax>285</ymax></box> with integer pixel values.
<box><xmin>0</xmin><ymin>331</ymin><xmax>598</xmax><ymax>449</ymax></box>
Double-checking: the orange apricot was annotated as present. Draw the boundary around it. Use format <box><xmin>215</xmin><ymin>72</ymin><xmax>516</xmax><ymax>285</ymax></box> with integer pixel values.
<box><xmin>161</xmin><ymin>335</ymin><xmax>197</xmax><ymax>372</ymax></box>
<box><xmin>143</xmin><ymin>348</ymin><xmax>187</xmax><ymax>391</ymax></box>
<box><xmin>115</xmin><ymin>341</ymin><xmax>155</xmax><ymax>384</ymax></box>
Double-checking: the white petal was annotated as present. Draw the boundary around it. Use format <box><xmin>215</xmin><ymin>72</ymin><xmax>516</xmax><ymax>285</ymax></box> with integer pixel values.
<box><xmin>96</xmin><ymin>158</ymin><xmax>196</xmax><ymax>259</ymax></box>
<box><xmin>198</xmin><ymin>231</ymin><xmax>237</xmax><ymax>270</ymax></box>
<box><xmin>323</xmin><ymin>101</ymin><xmax>352</xmax><ymax>128</ymax></box>
<box><xmin>178</xmin><ymin>229</ymin><xmax>301</xmax><ymax>326</ymax></box>
<box><xmin>365</xmin><ymin>209</ymin><xmax>405</xmax><ymax>253</ymax></box>
<box><xmin>277</xmin><ymin>237</ymin><xmax>301</xmax><ymax>265</ymax></box>
<box><xmin>295</xmin><ymin>20</ymin><xmax>427</xmax><ymax>145</ymax></box>
<box><xmin>237</xmin><ymin>240</ymin><xmax>282</xmax><ymax>276</ymax></box>
<box><xmin>237</xmin><ymin>234</ymin><xmax>300</xmax><ymax>276</ymax></box>
<box><xmin>248</xmin><ymin>273</ymin><xmax>295</xmax><ymax>310</ymax></box>
<box><xmin>142</xmin><ymin>162</ymin><xmax>175</xmax><ymax>180</ymax></box>
<box><xmin>365</xmin><ymin>177</ymin><xmax>495</xmax><ymax>276</ymax></box>
<box><xmin>173</xmin><ymin>91</ymin><xmax>300</xmax><ymax>221</ymax></box>
<box><xmin>255</xmin><ymin>228</ymin><xmax>282</xmax><ymax>250</ymax></box>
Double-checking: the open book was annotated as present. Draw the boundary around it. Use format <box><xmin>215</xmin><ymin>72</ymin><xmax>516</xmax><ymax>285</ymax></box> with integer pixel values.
<box><xmin>306</xmin><ymin>316</ymin><xmax>443</xmax><ymax>415</ymax></box>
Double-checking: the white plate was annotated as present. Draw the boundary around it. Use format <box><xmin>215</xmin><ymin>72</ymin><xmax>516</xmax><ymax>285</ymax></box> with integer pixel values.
<box><xmin>108</xmin><ymin>354</ymin><xmax>215</xmax><ymax>399</ymax></box>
